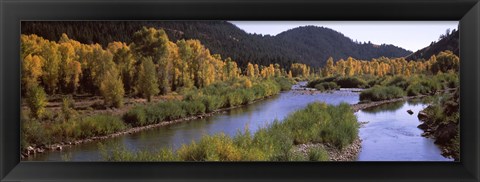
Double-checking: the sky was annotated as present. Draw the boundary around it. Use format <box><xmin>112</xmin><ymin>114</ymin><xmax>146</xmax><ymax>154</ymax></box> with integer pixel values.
<box><xmin>229</xmin><ymin>21</ymin><xmax>458</xmax><ymax>52</ymax></box>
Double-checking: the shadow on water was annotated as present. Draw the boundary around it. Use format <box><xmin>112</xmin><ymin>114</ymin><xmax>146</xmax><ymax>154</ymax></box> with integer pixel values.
<box><xmin>362</xmin><ymin>101</ymin><xmax>405</xmax><ymax>114</ymax></box>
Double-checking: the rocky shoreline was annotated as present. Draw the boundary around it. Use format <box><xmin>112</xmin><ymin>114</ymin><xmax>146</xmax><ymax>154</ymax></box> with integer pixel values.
<box><xmin>21</xmin><ymin>97</ymin><xmax>268</xmax><ymax>159</ymax></box>
<box><xmin>294</xmin><ymin>138</ymin><xmax>362</xmax><ymax>161</ymax></box>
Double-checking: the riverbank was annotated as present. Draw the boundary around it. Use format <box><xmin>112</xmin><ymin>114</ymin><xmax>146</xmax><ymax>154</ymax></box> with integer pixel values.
<box><xmin>21</xmin><ymin>96</ymin><xmax>272</xmax><ymax>159</ymax></box>
<box><xmin>416</xmin><ymin>89</ymin><xmax>459</xmax><ymax>161</ymax></box>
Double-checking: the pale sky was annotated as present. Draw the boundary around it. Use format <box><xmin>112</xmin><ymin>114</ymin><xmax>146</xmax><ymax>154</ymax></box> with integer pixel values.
<box><xmin>229</xmin><ymin>21</ymin><xmax>458</xmax><ymax>52</ymax></box>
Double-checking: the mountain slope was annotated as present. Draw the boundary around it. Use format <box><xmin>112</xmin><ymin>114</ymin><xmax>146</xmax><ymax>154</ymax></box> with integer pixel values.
<box><xmin>405</xmin><ymin>29</ymin><xmax>459</xmax><ymax>61</ymax></box>
<box><xmin>21</xmin><ymin>21</ymin><xmax>412</xmax><ymax>68</ymax></box>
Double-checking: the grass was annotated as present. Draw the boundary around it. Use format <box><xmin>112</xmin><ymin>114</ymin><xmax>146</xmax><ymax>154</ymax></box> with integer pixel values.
<box><xmin>21</xmin><ymin>113</ymin><xmax>126</xmax><ymax>148</ymax></box>
<box><xmin>100</xmin><ymin>102</ymin><xmax>359</xmax><ymax>161</ymax></box>
<box><xmin>308</xmin><ymin>76</ymin><xmax>367</xmax><ymax>89</ymax></box>
<box><xmin>314</xmin><ymin>82</ymin><xmax>340</xmax><ymax>91</ymax></box>
<box><xmin>22</xmin><ymin>77</ymin><xmax>293</xmax><ymax>150</ymax></box>
<box><xmin>123</xmin><ymin>77</ymin><xmax>292</xmax><ymax>127</ymax></box>
<box><xmin>359</xmin><ymin>85</ymin><xmax>405</xmax><ymax>102</ymax></box>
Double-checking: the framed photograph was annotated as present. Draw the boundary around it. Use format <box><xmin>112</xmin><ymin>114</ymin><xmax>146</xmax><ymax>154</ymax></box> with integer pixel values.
<box><xmin>1</xmin><ymin>0</ymin><xmax>479</xmax><ymax>181</ymax></box>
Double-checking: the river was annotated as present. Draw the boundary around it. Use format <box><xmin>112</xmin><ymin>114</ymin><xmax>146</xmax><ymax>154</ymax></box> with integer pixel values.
<box><xmin>26</xmin><ymin>83</ymin><xmax>452</xmax><ymax>161</ymax></box>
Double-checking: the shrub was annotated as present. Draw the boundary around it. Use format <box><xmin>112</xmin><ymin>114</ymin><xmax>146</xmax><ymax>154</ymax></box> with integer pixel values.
<box><xmin>202</xmin><ymin>95</ymin><xmax>224</xmax><ymax>112</ymax></box>
<box><xmin>383</xmin><ymin>76</ymin><xmax>410</xmax><ymax>90</ymax></box>
<box><xmin>406</xmin><ymin>82</ymin><xmax>431</xmax><ymax>96</ymax></box>
<box><xmin>123</xmin><ymin>106</ymin><xmax>147</xmax><ymax>126</ymax></box>
<box><xmin>240</xmin><ymin>89</ymin><xmax>256</xmax><ymax>104</ymax></box>
<box><xmin>307</xmin><ymin>77</ymin><xmax>336</xmax><ymax>88</ymax></box>
<box><xmin>274</xmin><ymin>77</ymin><xmax>293</xmax><ymax>91</ymax></box>
<box><xmin>99</xmin><ymin>70</ymin><xmax>125</xmax><ymax>108</ymax></box>
<box><xmin>21</xmin><ymin>115</ymin><xmax>49</xmax><ymax>147</ymax></box>
<box><xmin>335</xmin><ymin>77</ymin><xmax>367</xmax><ymax>88</ymax></box>
<box><xmin>78</xmin><ymin>115</ymin><xmax>126</xmax><ymax>138</ymax></box>
<box><xmin>157</xmin><ymin>101</ymin><xmax>186</xmax><ymax>120</ymax></box>
<box><xmin>61</xmin><ymin>95</ymin><xmax>77</xmax><ymax>121</ymax></box>
<box><xmin>307</xmin><ymin>146</ymin><xmax>329</xmax><ymax>161</ymax></box>
<box><xmin>308</xmin><ymin>76</ymin><xmax>366</xmax><ymax>89</ymax></box>
<box><xmin>226</xmin><ymin>91</ymin><xmax>244</xmax><ymax>107</ymax></box>
<box><xmin>315</xmin><ymin>82</ymin><xmax>339</xmax><ymax>91</ymax></box>
<box><xmin>182</xmin><ymin>100</ymin><xmax>206</xmax><ymax>116</ymax></box>
<box><xmin>178</xmin><ymin>134</ymin><xmax>242</xmax><ymax>161</ymax></box>
<box><xmin>26</xmin><ymin>85</ymin><xmax>47</xmax><ymax>118</ymax></box>
<box><xmin>360</xmin><ymin>85</ymin><xmax>405</xmax><ymax>102</ymax></box>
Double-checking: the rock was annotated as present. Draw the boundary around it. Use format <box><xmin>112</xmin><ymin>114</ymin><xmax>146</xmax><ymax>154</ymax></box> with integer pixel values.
<box><xmin>417</xmin><ymin>111</ymin><xmax>428</xmax><ymax>121</ymax></box>
<box><xmin>433</xmin><ymin>123</ymin><xmax>457</xmax><ymax>144</ymax></box>
<box><xmin>26</xmin><ymin>146</ymin><xmax>36</xmax><ymax>155</ymax></box>
<box><xmin>55</xmin><ymin>145</ymin><xmax>63</xmax><ymax>151</ymax></box>
<box><xmin>36</xmin><ymin>148</ymin><xmax>45</xmax><ymax>153</ymax></box>
<box><xmin>417</xmin><ymin>123</ymin><xmax>428</xmax><ymax>130</ymax></box>
<box><xmin>407</xmin><ymin>110</ymin><xmax>414</xmax><ymax>115</ymax></box>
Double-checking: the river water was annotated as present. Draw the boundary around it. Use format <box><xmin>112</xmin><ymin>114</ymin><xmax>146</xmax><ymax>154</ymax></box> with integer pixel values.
<box><xmin>356</xmin><ymin>100</ymin><xmax>452</xmax><ymax>161</ymax></box>
<box><xmin>27</xmin><ymin>83</ymin><xmax>452</xmax><ymax>161</ymax></box>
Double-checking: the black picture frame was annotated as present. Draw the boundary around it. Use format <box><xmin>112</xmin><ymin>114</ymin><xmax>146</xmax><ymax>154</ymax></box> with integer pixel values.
<box><xmin>1</xmin><ymin>0</ymin><xmax>479</xmax><ymax>181</ymax></box>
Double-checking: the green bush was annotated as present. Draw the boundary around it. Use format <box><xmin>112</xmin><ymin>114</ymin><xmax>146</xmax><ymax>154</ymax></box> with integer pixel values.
<box><xmin>78</xmin><ymin>115</ymin><xmax>126</xmax><ymax>138</ymax></box>
<box><xmin>360</xmin><ymin>85</ymin><xmax>405</xmax><ymax>102</ymax></box>
<box><xmin>21</xmin><ymin>115</ymin><xmax>49</xmax><ymax>147</ymax></box>
<box><xmin>202</xmin><ymin>95</ymin><xmax>224</xmax><ymax>112</ymax></box>
<box><xmin>123</xmin><ymin>106</ymin><xmax>147</xmax><ymax>126</ymax></box>
<box><xmin>178</xmin><ymin>133</ymin><xmax>242</xmax><ymax>161</ymax></box>
<box><xmin>314</xmin><ymin>82</ymin><xmax>339</xmax><ymax>91</ymax></box>
<box><xmin>274</xmin><ymin>77</ymin><xmax>293</xmax><ymax>91</ymax></box>
<box><xmin>307</xmin><ymin>77</ymin><xmax>336</xmax><ymax>88</ymax></box>
<box><xmin>335</xmin><ymin>77</ymin><xmax>367</xmax><ymax>88</ymax></box>
<box><xmin>383</xmin><ymin>75</ymin><xmax>410</xmax><ymax>90</ymax></box>
<box><xmin>308</xmin><ymin>76</ymin><xmax>366</xmax><ymax>89</ymax></box>
<box><xmin>226</xmin><ymin>91</ymin><xmax>244</xmax><ymax>107</ymax></box>
<box><xmin>157</xmin><ymin>101</ymin><xmax>187</xmax><ymax>121</ymax></box>
<box><xmin>22</xmin><ymin>113</ymin><xmax>126</xmax><ymax>149</ymax></box>
<box><xmin>26</xmin><ymin>85</ymin><xmax>47</xmax><ymax>118</ymax></box>
<box><xmin>307</xmin><ymin>146</ymin><xmax>329</xmax><ymax>161</ymax></box>
<box><xmin>182</xmin><ymin>100</ymin><xmax>206</xmax><ymax>116</ymax></box>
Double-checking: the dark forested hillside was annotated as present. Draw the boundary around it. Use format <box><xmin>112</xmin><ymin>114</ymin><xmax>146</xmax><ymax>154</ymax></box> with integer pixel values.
<box><xmin>21</xmin><ymin>21</ymin><xmax>412</xmax><ymax>68</ymax></box>
<box><xmin>405</xmin><ymin>29</ymin><xmax>459</xmax><ymax>61</ymax></box>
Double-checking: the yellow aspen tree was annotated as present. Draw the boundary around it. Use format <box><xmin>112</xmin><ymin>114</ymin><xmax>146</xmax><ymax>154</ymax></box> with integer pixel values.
<box><xmin>22</xmin><ymin>54</ymin><xmax>44</xmax><ymax>93</ymax></box>
<box><xmin>325</xmin><ymin>57</ymin><xmax>335</xmax><ymax>76</ymax></box>
<box><xmin>246</xmin><ymin>62</ymin><xmax>255</xmax><ymax>78</ymax></box>
<box><xmin>40</xmin><ymin>41</ymin><xmax>61</xmax><ymax>94</ymax></box>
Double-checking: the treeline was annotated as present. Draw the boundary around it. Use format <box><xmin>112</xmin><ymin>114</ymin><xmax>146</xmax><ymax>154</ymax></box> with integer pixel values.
<box><xmin>21</xmin><ymin>21</ymin><xmax>412</xmax><ymax>68</ymax></box>
<box><xmin>21</xmin><ymin>27</ymin><xmax>298</xmax><ymax>116</ymax></box>
<box><xmin>318</xmin><ymin>50</ymin><xmax>459</xmax><ymax>78</ymax></box>
<box><xmin>307</xmin><ymin>51</ymin><xmax>459</xmax><ymax>102</ymax></box>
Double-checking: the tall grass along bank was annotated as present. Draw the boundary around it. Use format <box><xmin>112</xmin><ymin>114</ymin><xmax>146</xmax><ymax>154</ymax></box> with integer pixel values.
<box><xmin>101</xmin><ymin>102</ymin><xmax>359</xmax><ymax>161</ymax></box>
